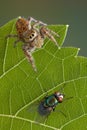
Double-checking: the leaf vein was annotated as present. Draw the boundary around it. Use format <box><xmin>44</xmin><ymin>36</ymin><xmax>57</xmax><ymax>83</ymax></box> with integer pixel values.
<box><xmin>0</xmin><ymin>114</ymin><xmax>59</xmax><ymax>130</ymax></box>
<box><xmin>15</xmin><ymin>76</ymin><xmax>87</xmax><ymax>116</ymax></box>
<box><xmin>3</xmin><ymin>22</ymin><xmax>15</xmax><ymax>73</ymax></box>
<box><xmin>60</xmin><ymin>114</ymin><xmax>86</xmax><ymax>129</ymax></box>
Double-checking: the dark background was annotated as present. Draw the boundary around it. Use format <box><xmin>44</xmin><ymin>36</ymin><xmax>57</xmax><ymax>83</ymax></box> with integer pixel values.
<box><xmin>0</xmin><ymin>0</ymin><xmax>87</xmax><ymax>56</ymax></box>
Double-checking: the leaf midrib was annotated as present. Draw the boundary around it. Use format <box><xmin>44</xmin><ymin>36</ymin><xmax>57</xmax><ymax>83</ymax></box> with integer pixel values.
<box><xmin>0</xmin><ymin>112</ymin><xmax>87</xmax><ymax>130</ymax></box>
<box><xmin>0</xmin><ymin>114</ymin><xmax>59</xmax><ymax>130</ymax></box>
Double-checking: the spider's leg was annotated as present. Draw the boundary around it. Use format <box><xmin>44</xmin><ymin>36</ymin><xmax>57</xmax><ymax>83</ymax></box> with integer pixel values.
<box><xmin>32</xmin><ymin>21</ymin><xmax>47</xmax><ymax>28</ymax></box>
<box><xmin>28</xmin><ymin>17</ymin><xmax>47</xmax><ymax>26</ymax></box>
<box><xmin>27</xmin><ymin>17</ymin><xmax>37</xmax><ymax>30</ymax></box>
<box><xmin>6</xmin><ymin>34</ymin><xmax>18</xmax><ymax>39</ymax></box>
<box><xmin>27</xmin><ymin>16</ymin><xmax>37</xmax><ymax>22</ymax></box>
<box><xmin>6</xmin><ymin>34</ymin><xmax>20</xmax><ymax>47</ymax></box>
<box><xmin>28</xmin><ymin>17</ymin><xmax>47</xmax><ymax>30</ymax></box>
<box><xmin>22</xmin><ymin>45</ymin><xmax>37</xmax><ymax>72</ymax></box>
<box><xmin>40</xmin><ymin>26</ymin><xmax>59</xmax><ymax>47</ymax></box>
<box><xmin>13</xmin><ymin>39</ymin><xmax>20</xmax><ymax>47</ymax></box>
<box><xmin>32</xmin><ymin>21</ymin><xmax>47</xmax><ymax>33</ymax></box>
<box><xmin>50</xmin><ymin>29</ymin><xmax>60</xmax><ymax>37</ymax></box>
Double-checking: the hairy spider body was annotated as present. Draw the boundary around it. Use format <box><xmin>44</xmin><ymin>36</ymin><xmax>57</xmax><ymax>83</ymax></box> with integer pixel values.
<box><xmin>6</xmin><ymin>16</ymin><xmax>59</xmax><ymax>71</ymax></box>
<box><xmin>16</xmin><ymin>17</ymin><xmax>29</xmax><ymax>38</ymax></box>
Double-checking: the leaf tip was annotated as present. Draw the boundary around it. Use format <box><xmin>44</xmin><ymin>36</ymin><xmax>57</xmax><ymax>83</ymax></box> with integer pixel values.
<box><xmin>74</xmin><ymin>55</ymin><xmax>77</xmax><ymax>58</ymax></box>
<box><xmin>66</xmin><ymin>25</ymin><xmax>69</xmax><ymax>28</ymax></box>
<box><xmin>58</xmin><ymin>46</ymin><xmax>61</xmax><ymax>50</ymax></box>
<box><xmin>78</xmin><ymin>48</ymin><xmax>80</xmax><ymax>51</ymax></box>
<box><xmin>18</xmin><ymin>16</ymin><xmax>22</xmax><ymax>19</ymax></box>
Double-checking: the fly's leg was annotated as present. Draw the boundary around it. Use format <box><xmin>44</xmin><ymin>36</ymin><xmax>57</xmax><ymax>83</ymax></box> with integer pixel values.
<box><xmin>22</xmin><ymin>45</ymin><xmax>37</xmax><ymax>72</ymax></box>
<box><xmin>57</xmin><ymin>110</ymin><xmax>67</xmax><ymax>117</ymax></box>
<box><xmin>63</xmin><ymin>97</ymin><xmax>73</xmax><ymax>102</ymax></box>
<box><xmin>40</xmin><ymin>26</ymin><xmax>59</xmax><ymax>47</ymax></box>
<box><xmin>52</xmin><ymin>107</ymin><xmax>55</xmax><ymax>111</ymax></box>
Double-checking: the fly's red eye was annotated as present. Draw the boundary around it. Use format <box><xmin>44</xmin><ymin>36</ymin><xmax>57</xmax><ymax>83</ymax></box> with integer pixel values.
<box><xmin>58</xmin><ymin>97</ymin><xmax>63</xmax><ymax>103</ymax></box>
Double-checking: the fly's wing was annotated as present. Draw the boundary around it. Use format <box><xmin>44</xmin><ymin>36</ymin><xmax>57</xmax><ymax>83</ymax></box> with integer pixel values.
<box><xmin>27</xmin><ymin>101</ymin><xmax>50</xmax><ymax>123</ymax></box>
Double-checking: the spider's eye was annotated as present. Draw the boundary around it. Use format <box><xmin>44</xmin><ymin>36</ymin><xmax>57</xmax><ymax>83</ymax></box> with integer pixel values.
<box><xmin>29</xmin><ymin>33</ymin><xmax>35</xmax><ymax>39</ymax></box>
<box><xmin>32</xmin><ymin>33</ymin><xmax>34</xmax><ymax>36</ymax></box>
<box><xmin>29</xmin><ymin>31</ymin><xmax>37</xmax><ymax>40</ymax></box>
<box><xmin>29</xmin><ymin>36</ymin><xmax>32</xmax><ymax>39</ymax></box>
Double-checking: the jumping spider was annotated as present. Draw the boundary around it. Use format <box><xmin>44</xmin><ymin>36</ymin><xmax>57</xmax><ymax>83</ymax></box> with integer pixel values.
<box><xmin>6</xmin><ymin>16</ymin><xmax>59</xmax><ymax>71</ymax></box>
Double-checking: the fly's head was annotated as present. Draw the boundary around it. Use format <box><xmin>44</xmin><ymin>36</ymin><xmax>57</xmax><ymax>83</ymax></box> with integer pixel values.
<box><xmin>55</xmin><ymin>92</ymin><xmax>64</xmax><ymax>103</ymax></box>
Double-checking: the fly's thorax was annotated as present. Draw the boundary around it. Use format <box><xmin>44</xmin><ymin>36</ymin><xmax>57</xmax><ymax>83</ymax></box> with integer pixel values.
<box><xmin>44</xmin><ymin>95</ymin><xmax>58</xmax><ymax>108</ymax></box>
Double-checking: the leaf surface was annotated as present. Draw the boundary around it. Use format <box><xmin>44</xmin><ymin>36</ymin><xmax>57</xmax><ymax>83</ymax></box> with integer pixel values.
<box><xmin>0</xmin><ymin>19</ymin><xmax>87</xmax><ymax>130</ymax></box>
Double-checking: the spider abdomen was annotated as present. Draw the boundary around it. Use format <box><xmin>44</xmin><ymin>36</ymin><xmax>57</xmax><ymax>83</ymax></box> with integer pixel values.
<box><xmin>16</xmin><ymin>17</ymin><xmax>29</xmax><ymax>38</ymax></box>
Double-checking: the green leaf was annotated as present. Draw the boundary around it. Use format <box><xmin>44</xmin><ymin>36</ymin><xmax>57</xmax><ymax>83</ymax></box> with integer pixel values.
<box><xmin>0</xmin><ymin>19</ymin><xmax>87</xmax><ymax>130</ymax></box>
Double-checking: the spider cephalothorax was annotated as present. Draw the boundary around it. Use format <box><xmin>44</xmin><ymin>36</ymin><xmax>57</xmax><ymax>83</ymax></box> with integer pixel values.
<box><xmin>7</xmin><ymin>16</ymin><xmax>59</xmax><ymax>71</ymax></box>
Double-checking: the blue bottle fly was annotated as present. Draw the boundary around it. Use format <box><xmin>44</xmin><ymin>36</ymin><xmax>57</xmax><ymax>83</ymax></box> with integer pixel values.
<box><xmin>38</xmin><ymin>92</ymin><xmax>64</xmax><ymax>116</ymax></box>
